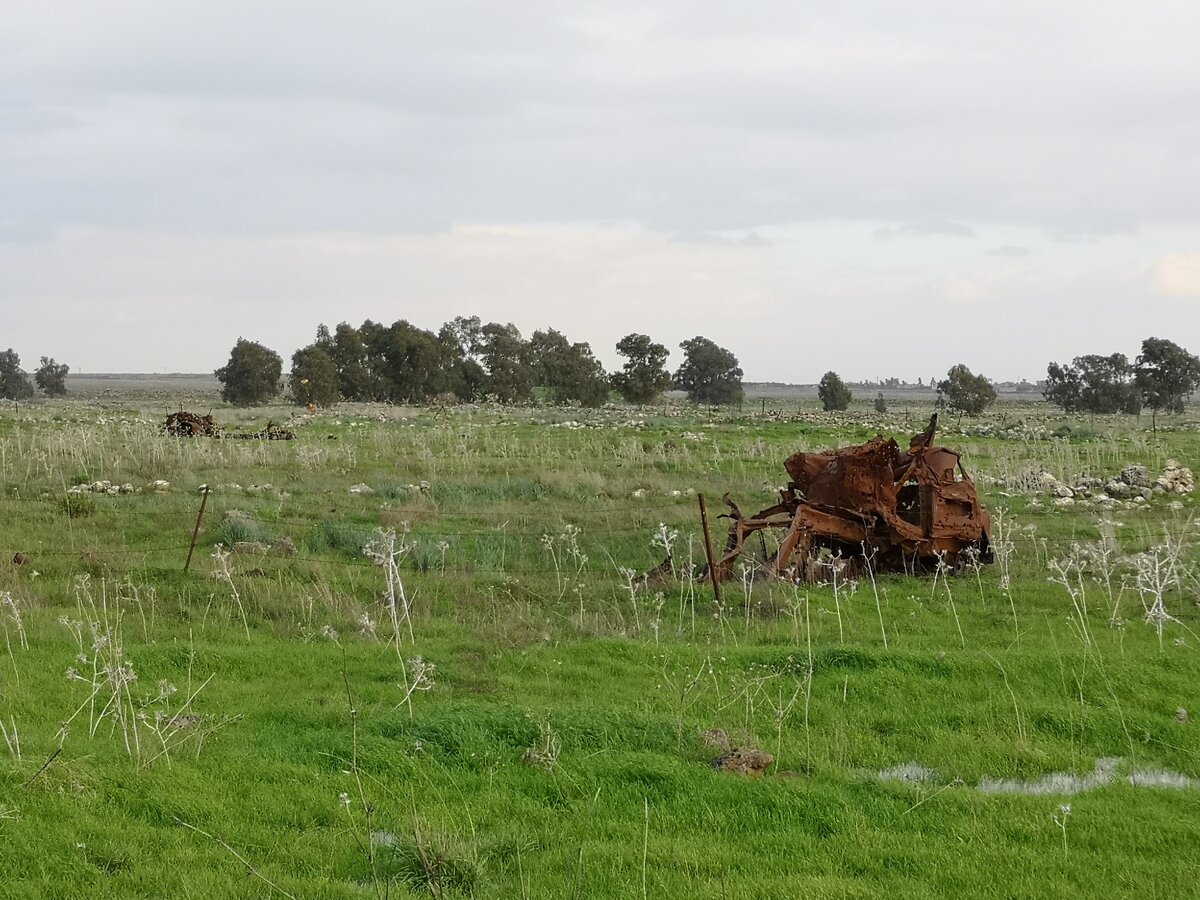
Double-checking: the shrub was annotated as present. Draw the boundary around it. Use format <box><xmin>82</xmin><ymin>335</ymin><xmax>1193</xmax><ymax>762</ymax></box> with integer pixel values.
<box><xmin>818</xmin><ymin>372</ymin><xmax>852</xmax><ymax>411</ymax></box>
<box><xmin>213</xmin><ymin>517</ymin><xmax>275</xmax><ymax>546</ymax></box>
<box><xmin>56</xmin><ymin>494</ymin><xmax>97</xmax><ymax>518</ymax></box>
<box><xmin>306</xmin><ymin>521</ymin><xmax>374</xmax><ymax>556</ymax></box>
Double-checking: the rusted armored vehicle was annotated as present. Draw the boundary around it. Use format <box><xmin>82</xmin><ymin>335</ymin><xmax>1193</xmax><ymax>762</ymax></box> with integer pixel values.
<box><xmin>711</xmin><ymin>415</ymin><xmax>991</xmax><ymax>581</ymax></box>
<box><xmin>164</xmin><ymin>412</ymin><xmax>294</xmax><ymax>440</ymax></box>
<box><xmin>164</xmin><ymin>411</ymin><xmax>221</xmax><ymax>437</ymax></box>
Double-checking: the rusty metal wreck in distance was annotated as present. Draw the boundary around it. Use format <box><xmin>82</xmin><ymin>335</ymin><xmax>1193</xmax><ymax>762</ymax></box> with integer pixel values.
<box><xmin>711</xmin><ymin>414</ymin><xmax>993</xmax><ymax>582</ymax></box>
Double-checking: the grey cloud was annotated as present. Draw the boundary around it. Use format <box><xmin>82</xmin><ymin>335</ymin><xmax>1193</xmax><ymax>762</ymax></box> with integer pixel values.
<box><xmin>4</xmin><ymin>2</ymin><xmax>1200</xmax><ymax>240</ymax></box>
<box><xmin>986</xmin><ymin>245</ymin><xmax>1036</xmax><ymax>257</ymax></box>
<box><xmin>670</xmin><ymin>230</ymin><xmax>770</xmax><ymax>247</ymax></box>
<box><xmin>1045</xmin><ymin>218</ymin><xmax>1141</xmax><ymax>243</ymax></box>
<box><xmin>4</xmin><ymin>2</ymin><xmax>1200</xmax><ymax>378</ymax></box>
<box><xmin>874</xmin><ymin>221</ymin><xmax>976</xmax><ymax>239</ymax></box>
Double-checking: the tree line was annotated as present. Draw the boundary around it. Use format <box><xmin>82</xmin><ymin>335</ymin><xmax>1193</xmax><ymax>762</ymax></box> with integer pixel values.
<box><xmin>1043</xmin><ymin>337</ymin><xmax>1200</xmax><ymax>420</ymax></box>
<box><xmin>7</xmin><ymin>328</ymin><xmax>1196</xmax><ymax>420</ymax></box>
<box><xmin>214</xmin><ymin>323</ymin><xmax>1200</xmax><ymax>417</ymax></box>
<box><xmin>0</xmin><ymin>350</ymin><xmax>69</xmax><ymax>400</ymax></box>
<box><xmin>813</xmin><ymin>337</ymin><xmax>1200</xmax><ymax>419</ymax></box>
<box><xmin>216</xmin><ymin>319</ymin><xmax>745</xmax><ymax>408</ymax></box>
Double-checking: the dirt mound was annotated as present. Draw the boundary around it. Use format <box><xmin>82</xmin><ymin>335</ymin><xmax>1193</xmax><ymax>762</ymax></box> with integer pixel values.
<box><xmin>712</xmin><ymin>747</ymin><xmax>773</xmax><ymax>777</ymax></box>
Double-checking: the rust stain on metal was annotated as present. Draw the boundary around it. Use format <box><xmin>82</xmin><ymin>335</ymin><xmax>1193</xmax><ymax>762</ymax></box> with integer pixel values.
<box><xmin>711</xmin><ymin>414</ymin><xmax>992</xmax><ymax>582</ymax></box>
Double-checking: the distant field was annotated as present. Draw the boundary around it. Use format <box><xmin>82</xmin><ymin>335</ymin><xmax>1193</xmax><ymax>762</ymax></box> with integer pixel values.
<box><xmin>0</xmin><ymin>396</ymin><xmax>1198</xmax><ymax>897</ymax></box>
<box><xmin>59</xmin><ymin>374</ymin><xmax>1043</xmax><ymax>406</ymax></box>
<box><xmin>65</xmin><ymin>373</ymin><xmax>222</xmax><ymax>404</ymax></box>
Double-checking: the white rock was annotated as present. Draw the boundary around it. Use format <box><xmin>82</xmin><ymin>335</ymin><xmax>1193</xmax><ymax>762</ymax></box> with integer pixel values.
<box><xmin>348</xmin><ymin>483</ymin><xmax>376</xmax><ymax>495</ymax></box>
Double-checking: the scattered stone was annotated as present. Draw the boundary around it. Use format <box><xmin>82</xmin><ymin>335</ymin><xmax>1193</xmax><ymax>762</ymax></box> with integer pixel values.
<box><xmin>67</xmin><ymin>479</ymin><xmax>140</xmax><ymax>496</ymax></box>
<box><xmin>1156</xmin><ymin>461</ymin><xmax>1195</xmax><ymax>495</ymax></box>
<box><xmin>1176</xmin><ymin>708</ymin><xmax>1189</xmax><ymax>724</ymax></box>
<box><xmin>711</xmin><ymin>747</ymin><xmax>773</xmax><ymax>777</ymax></box>
<box><xmin>271</xmin><ymin>537</ymin><xmax>298</xmax><ymax>556</ymax></box>
<box><xmin>151</xmin><ymin>480</ymin><xmax>171</xmax><ymax>492</ymax></box>
<box><xmin>700</xmin><ymin>728</ymin><xmax>731</xmax><ymax>750</ymax></box>
<box><xmin>1120</xmin><ymin>465</ymin><xmax>1151</xmax><ymax>488</ymax></box>
<box><xmin>1107</xmin><ymin>480</ymin><xmax>1131</xmax><ymax>498</ymax></box>
<box><xmin>1029</xmin><ymin>462</ymin><xmax>1192</xmax><ymax>503</ymax></box>
<box><xmin>348</xmin><ymin>483</ymin><xmax>376</xmax><ymax>495</ymax></box>
<box><xmin>12</xmin><ymin>552</ymin><xmax>27</xmax><ymax>567</ymax></box>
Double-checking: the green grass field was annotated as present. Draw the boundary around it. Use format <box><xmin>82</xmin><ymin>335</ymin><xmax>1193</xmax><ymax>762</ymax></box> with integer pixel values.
<box><xmin>1</xmin><ymin>397</ymin><xmax>1198</xmax><ymax>898</ymax></box>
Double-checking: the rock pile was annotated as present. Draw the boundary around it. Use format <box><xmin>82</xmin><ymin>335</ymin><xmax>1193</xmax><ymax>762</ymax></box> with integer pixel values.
<box><xmin>1156</xmin><ymin>460</ymin><xmax>1195</xmax><ymax>495</ymax></box>
<box><xmin>66</xmin><ymin>479</ymin><xmax>172</xmax><ymax>495</ymax></box>
<box><xmin>1020</xmin><ymin>461</ymin><xmax>1193</xmax><ymax>509</ymax></box>
<box><xmin>68</xmin><ymin>480</ymin><xmax>136</xmax><ymax>496</ymax></box>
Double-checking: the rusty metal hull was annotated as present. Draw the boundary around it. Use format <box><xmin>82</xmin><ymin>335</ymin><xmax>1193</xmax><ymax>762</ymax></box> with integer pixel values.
<box><xmin>165</xmin><ymin>412</ymin><xmax>221</xmax><ymax>437</ymax></box>
<box><xmin>713</xmin><ymin>415</ymin><xmax>991</xmax><ymax>582</ymax></box>
<box><xmin>164</xmin><ymin>413</ymin><xmax>294</xmax><ymax>441</ymax></box>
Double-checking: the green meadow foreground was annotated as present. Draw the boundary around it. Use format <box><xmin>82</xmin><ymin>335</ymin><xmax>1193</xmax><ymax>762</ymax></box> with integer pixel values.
<box><xmin>1</xmin><ymin>398</ymin><xmax>1198</xmax><ymax>898</ymax></box>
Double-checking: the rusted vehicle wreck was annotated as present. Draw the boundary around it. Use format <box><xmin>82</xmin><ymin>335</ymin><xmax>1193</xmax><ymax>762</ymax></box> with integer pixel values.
<box><xmin>164</xmin><ymin>412</ymin><xmax>295</xmax><ymax>441</ymax></box>
<box><xmin>712</xmin><ymin>415</ymin><xmax>992</xmax><ymax>582</ymax></box>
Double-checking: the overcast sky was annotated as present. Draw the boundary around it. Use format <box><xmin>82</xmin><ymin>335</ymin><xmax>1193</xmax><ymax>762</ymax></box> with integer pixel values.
<box><xmin>3</xmin><ymin>1</ymin><xmax>1199</xmax><ymax>381</ymax></box>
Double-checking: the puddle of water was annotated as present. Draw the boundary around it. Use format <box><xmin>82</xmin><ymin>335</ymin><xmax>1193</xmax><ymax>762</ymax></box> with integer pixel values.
<box><xmin>978</xmin><ymin>757</ymin><xmax>1121</xmax><ymax>796</ymax></box>
<box><xmin>1127</xmin><ymin>769</ymin><xmax>1193</xmax><ymax>789</ymax></box>
<box><xmin>876</xmin><ymin>757</ymin><xmax>1194</xmax><ymax>795</ymax></box>
<box><xmin>877</xmin><ymin>762</ymin><xmax>937</xmax><ymax>784</ymax></box>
